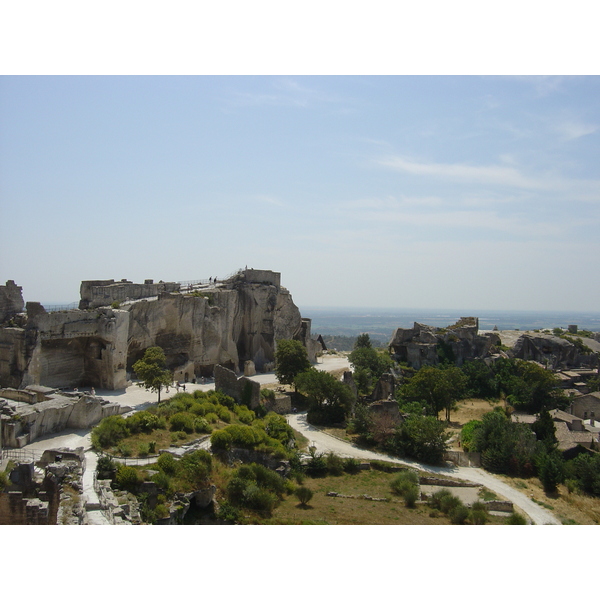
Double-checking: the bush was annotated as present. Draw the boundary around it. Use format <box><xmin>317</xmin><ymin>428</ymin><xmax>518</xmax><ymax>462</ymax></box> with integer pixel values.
<box><xmin>157</xmin><ymin>453</ymin><xmax>179</xmax><ymax>476</ymax></box>
<box><xmin>117</xmin><ymin>443</ymin><xmax>132</xmax><ymax>457</ymax></box>
<box><xmin>170</xmin><ymin>412</ymin><xmax>196</xmax><ymax>433</ymax></box>
<box><xmin>137</xmin><ymin>443</ymin><xmax>150</xmax><ymax>457</ymax></box>
<box><xmin>390</xmin><ymin>470</ymin><xmax>419</xmax><ymax>496</ymax></box>
<box><xmin>96</xmin><ymin>455</ymin><xmax>116</xmax><ymax>477</ymax></box>
<box><xmin>343</xmin><ymin>457</ymin><xmax>361</xmax><ymax>474</ymax></box>
<box><xmin>470</xmin><ymin>508</ymin><xmax>488</xmax><ymax>525</ymax></box>
<box><xmin>115</xmin><ymin>465</ymin><xmax>141</xmax><ymax>491</ymax></box>
<box><xmin>305</xmin><ymin>448</ymin><xmax>328</xmax><ymax>477</ymax></box>
<box><xmin>325</xmin><ymin>453</ymin><xmax>345</xmax><ymax>476</ymax></box>
<box><xmin>205</xmin><ymin>412</ymin><xmax>219</xmax><ymax>424</ymax></box>
<box><xmin>295</xmin><ymin>486</ymin><xmax>314</xmax><ymax>505</ymax></box>
<box><xmin>217</xmin><ymin>406</ymin><xmax>231</xmax><ymax>423</ymax></box>
<box><xmin>217</xmin><ymin>500</ymin><xmax>242</xmax><ymax>523</ymax></box>
<box><xmin>91</xmin><ymin>415</ymin><xmax>130</xmax><ymax>449</ymax></box>
<box><xmin>151</xmin><ymin>471</ymin><xmax>172</xmax><ymax>494</ymax></box>
<box><xmin>403</xmin><ymin>485</ymin><xmax>420</xmax><ymax>508</ymax></box>
<box><xmin>211</xmin><ymin>429</ymin><xmax>233</xmax><ymax>451</ymax></box>
<box><xmin>194</xmin><ymin>417</ymin><xmax>211</xmax><ymax>433</ymax></box>
<box><xmin>506</xmin><ymin>512</ymin><xmax>528</xmax><ymax>525</ymax></box>
<box><xmin>428</xmin><ymin>489</ymin><xmax>453</xmax><ymax>511</ymax></box>
<box><xmin>449</xmin><ymin>504</ymin><xmax>470</xmax><ymax>524</ymax></box>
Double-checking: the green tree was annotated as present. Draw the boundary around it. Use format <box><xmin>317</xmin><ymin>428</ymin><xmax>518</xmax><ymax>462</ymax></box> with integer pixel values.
<box><xmin>531</xmin><ymin>409</ymin><xmax>558</xmax><ymax>452</ymax></box>
<box><xmin>398</xmin><ymin>366</ymin><xmax>467</xmax><ymax>421</ymax></box>
<box><xmin>538</xmin><ymin>452</ymin><xmax>564</xmax><ymax>493</ymax></box>
<box><xmin>349</xmin><ymin>345</ymin><xmax>393</xmax><ymax>396</ymax></box>
<box><xmin>393</xmin><ymin>414</ymin><xmax>450</xmax><ymax>464</ymax></box>
<box><xmin>274</xmin><ymin>339</ymin><xmax>311</xmax><ymax>387</ymax></box>
<box><xmin>295</xmin><ymin>368</ymin><xmax>355</xmax><ymax>425</ymax></box>
<box><xmin>355</xmin><ymin>333</ymin><xmax>373</xmax><ymax>349</ymax></box>
<box><xmin>132</xmin><ymin>346</ymin><xmax>172</xmax><ymax>403</ymax></box>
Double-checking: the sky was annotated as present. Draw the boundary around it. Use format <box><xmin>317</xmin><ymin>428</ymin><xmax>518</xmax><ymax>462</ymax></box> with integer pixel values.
<box><xmin>2</xmin><ymin>75</ymin><xmax>599</xmax><ymax>312</ymax></box>
<box><xmin>1</xmin><ymin>6</ymin><xmax>599</xmax><ymax>314</ymax></box>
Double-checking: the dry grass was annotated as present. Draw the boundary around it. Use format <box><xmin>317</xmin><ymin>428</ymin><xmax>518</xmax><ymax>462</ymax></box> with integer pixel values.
<box><xmin>444</xmin><ymin>398</ymin><xmax>500</xmax><ymax>449</ymax></box>
<box><xmin>495</xmin><ymin>473</ymin><xmax>600</xmax><ymax>525</ymax></box>
<box><xmin>258</xmin><ymin>469</ymin><xmax>507</xmax><ymax>525</ymax></box>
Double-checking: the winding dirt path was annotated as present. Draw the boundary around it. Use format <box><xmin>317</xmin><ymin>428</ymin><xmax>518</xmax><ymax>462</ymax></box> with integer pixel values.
<box><xmin>287</xmin><ymin>412</ymin><xmax>561</xmax><ymax>525</ymax></box>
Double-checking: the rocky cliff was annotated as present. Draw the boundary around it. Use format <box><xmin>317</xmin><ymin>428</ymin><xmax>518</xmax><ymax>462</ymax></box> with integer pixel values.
<box><xmin>389</xmin><ymin>317</ymin><xmax>501</xmax><ymax>369</ymax></box>
<box><xmin>0</xmin><ymin>269</ymin><xmax>312</xmax><ymax>390</ymax></box>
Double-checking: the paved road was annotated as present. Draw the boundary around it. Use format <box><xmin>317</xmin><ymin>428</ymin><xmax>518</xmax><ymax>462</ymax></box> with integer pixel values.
<box><xmin>287</xmin><ymin>412</ymin><xmax>561</xmax><ymax>525</ymax></box>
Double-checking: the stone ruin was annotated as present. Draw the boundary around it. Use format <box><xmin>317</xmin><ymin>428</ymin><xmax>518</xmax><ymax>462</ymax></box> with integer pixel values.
<box><xmin>389</xmin><ymin>317</ymin><xmax>501</xmax><ymax>369</ymax></box>
<box><xmin>0</xmin><ymin>386</ymin><xmax>124</xmax><ymax>448</ymax></box>
<box><xmin>0</xmin><ymin>447</ymin><xmax>86</xmax><ymax>525</ymax></box>
<box><xmin>0</xmin><ymin>269</ymin><xmax>320</xmax><ymax>394</ymax></box>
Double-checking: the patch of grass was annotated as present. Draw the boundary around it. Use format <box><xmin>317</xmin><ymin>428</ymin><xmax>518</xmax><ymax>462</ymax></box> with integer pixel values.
<box><xmin>532</xmin><ymin>498</ymin><xmax>554</xmax><ymax>510</ymax></box>
<box><xmin>478</xmin><ymin>488</ymin><xmax>497</xmax><ymax>501</ymax></box>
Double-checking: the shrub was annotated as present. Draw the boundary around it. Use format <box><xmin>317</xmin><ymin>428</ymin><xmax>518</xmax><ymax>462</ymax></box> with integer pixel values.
<box><xmin>127</xmin><ymin>410</ymin><xmax>163</xmax><ymax>434</ymax></box>
<box><xmin>194</xmin><ymin>417</ymin><xmax>211</xmax><ymax>433</ymax></box>
<box><xmin>137</xmin><ymin>443</ymin><xmax>150</xmax><ymax>457</ymax></box>
<box><xmin>170</xmin><ymin>412</ymin><xmax>196</xmax><ymax>433</ymax></box>
<box><xmin>115</xmin><ymin>465</ymin><xmax>141</xmax><ymax>491</ymax></box>
<box><xmin>390</xmin><ymin>470</ymin><xmax>419</xmax><ymax>496</ymax></box>
<box><xmin>305</xmin><ymin>448</ymin><xmax>328</xmax><ymax>477</ymax></box>
<box><xmin>96</xmin><ymin>455</ymin><xmax>116</xmax><ymax>477</ymax></box>
<box><xmin>449</xmin><ymin>504</ymin><xmax>470</xmax><ymax>524</ymax></box>
<box><xmin>217</xmin><ymin>500</ymin><xmax>242</xmax><ymax>523</ymax></box>
<box><xmin>91</xmin><ymin>415</ymin><xmax>129</xmax><ymax>449</ymax></box>
<box><xmin>151</xmin><ymin>471</ymin><xmax>172</xmax><ymax>494</ymax></box>
<box><xmin>245</xmin><ymin>486</ymin><xmax>277</xmax><ymax>515</ymax></box>
<box><xmin>343</xmin><ymin>457</ymin><xmax>361</xmax><ymax>474</ymax></box>
<box><xmin>205</xmin><ymin>412</ymin><xmax>219</xmax><ymax>424</ymax></box>
<box><xmin>235</xmin><ymin>405</ymin><xmax>255</xmax><ymax>424</ymax></box>
<box><xmin>428</xmin><ymin>489</ymin><xmax>453</xmax><ymax>511</ymax></box>
<box><xmin>117</xmin><ymin>443</ymin><xmax>132</xmax><ymax>457</ymax></box>
<box><xmin>148</xmin><ymin>441</ymin><xmax>156</xmax><ymax>454</ymax></box>
<box><xmin>295</xmin><ymin>486</ymin><xmax>314</xmax><ymax>505</ymax></box>
<box><xmin>157</xmin><ymin>453</ymin><xmax>179</xmax><ymax>476</ymax></box>
<box><xmin>210</xmin><ymin>429</ymin><xmax>233</xmax><ymax>451</ymax></box>
<box><xmin>470</xmin><ymin>509</ymin><xmax>488</xmax><ymax>525</ymax></box>
<box><xmin>506</xmin><ymin>512</ymin><xmax>528</xmax><ymax>525</ymax></box>
<box><xmin>325</xmin><ymin>453</ymin><xmax>345</xmax><ymax>476</ymax></box>
<box><xmin>217</xmin><ymin>406</ymin><xmax>231</xmax><ymax>423</ymax></box>
<box><xmin>403</xmin><ymin>485</ymin><xmax>420</xmax><ymax>508</ymax></box>
<box><xmin>261</xmin><ymin>388</ymin><xmax>276</xmax><ymax>401</ymax></box>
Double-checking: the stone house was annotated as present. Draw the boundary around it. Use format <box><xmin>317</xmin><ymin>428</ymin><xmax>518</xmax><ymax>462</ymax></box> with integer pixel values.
<box><xmin>569</xmin><ymin>392</ymin><xmax>600</xmax><ymax>425</ymax></box>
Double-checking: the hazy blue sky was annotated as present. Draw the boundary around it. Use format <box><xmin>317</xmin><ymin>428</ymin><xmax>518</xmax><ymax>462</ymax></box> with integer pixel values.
<box><xmin>1</xmin><ymin>75</ymin><xmax>599</xmax><ymax>311</ymax></box>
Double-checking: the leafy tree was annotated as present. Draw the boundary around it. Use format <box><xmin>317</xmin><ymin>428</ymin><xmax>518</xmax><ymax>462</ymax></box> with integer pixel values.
<box><xmin>492</xmin><ymin>358</ymin><xmax>567</xmax><ymax>413</ymax></box>
<box><xmin>531</xmin><ymin>409</ymin><xmax>558</xmax><ymax>452</ymax></box>
<box><xmin>355</xmin><ymin>333</ymin><xmax>373</xmax><ymax>349</ymax></box>
<box><xmin>471</xmin><ymin>409</ymin><xmax>542</xmax><ymax>476</ymax></box>
<box><xmin>538</xmin><ymin>452</ymin><xmax>564</xmax><ymax>493</ymax></box>
<box><xmin>460</xmin><ymin>419</ymin><xmax>482</xmax><ymax>451</ymax></box>
<box><xmin>392</xmin><ymin>414</ymin><xmax>450</xmax><ymax>464</ymax></box>
<box><xmin>274</xmin><ymin>339</ymin><xmax>311</xmax><ymax>387</ymax></box>
<box><xmin>132</xmin><ymin>346</ymin><xmax>172</xmax><ymax>403</ymax></box>
<box><xmin>398</xmin><ymin>365</ymin><xmax>467</xmax><ymax>420</ymax></box>
<box><xmin>295</xmin><ymin>368</ymin><xmax>355</xmax><ymax>425</ymax></box>
<box><xmin>461</xmin><ymin>360</ymin><xmax>497</xmax><ymax>399</ymax></box>
<box><xmin>349</xmin><ymin>345</ymin><xmax>393</xmax><ymax>396</ymax></box>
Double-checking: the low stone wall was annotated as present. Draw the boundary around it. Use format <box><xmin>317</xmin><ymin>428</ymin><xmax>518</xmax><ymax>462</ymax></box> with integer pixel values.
<box><xmin>484</xmin><ymin>500</ymin><xmax>514</xmax><ymax>512</ymax></box>
<box><xmin>0</xmin><ymin>388</ymin><xmax>38</xmax><ymax>404</ymax></box>
<box><xmin>419</xmin><ymin>476</ymin><xmax>481</xmax><ymax>488</ymax></box>
<box><xmin>214</xmin><ymin>364</ymin><xmax>261</xmax><ymax>409</ymax></box>
<box><xmin>0</xmin><ymin>393</ymin><xmax>124</xmax><ymax>447</ymax></box>
<box><xmin>444</xmin><ymin>450</ymin><xmax>482</xmax><ymax>467</ymax></box>
<box><xmin>263</xmin><ymin>394</ymin><xmax>292</xmax><ymax>414</ymax></box>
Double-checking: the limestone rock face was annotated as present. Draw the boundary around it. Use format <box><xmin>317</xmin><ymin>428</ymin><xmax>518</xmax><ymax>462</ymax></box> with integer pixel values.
<box><xmin>510</xmin><ymin>333</ymin><xmax>599</xmax><ymax>369</ymax></box>
<box><xmin>389</xmin><ymin>317</ymin><xmax>500</xmax><ymax>369</ymax></box>
<box><xmin>0</xmin><ymin>270</ymin><xmax>309</xmax><ymax>391</ymax></box>
<box><xmin>0</xmin><ymin>280</ymin><xmax>24</xmax><ymax>323</ymax></box>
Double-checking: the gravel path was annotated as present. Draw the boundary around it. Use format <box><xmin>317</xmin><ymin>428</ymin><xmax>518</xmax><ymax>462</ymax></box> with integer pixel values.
<box><xmin>287</xmin><ymin>412</ymin><xmax>561</xmax><ymax>525</ymax></box>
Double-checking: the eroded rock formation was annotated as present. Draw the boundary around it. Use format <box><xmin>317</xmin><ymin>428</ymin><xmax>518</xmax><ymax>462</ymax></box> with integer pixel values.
<box><xmin>0</xmin><ymin>269</ymin><xmax>314</xmax><ymax>391</ymax></box>
<box><xmin>389</xmin><ymin>317</ymin><xmax>501</xmax><ymax>369</ymax></box>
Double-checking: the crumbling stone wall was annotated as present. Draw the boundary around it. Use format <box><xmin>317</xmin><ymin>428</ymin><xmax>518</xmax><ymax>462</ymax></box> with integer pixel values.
<box><xmin>214</xmin><ymin>364</ymin><xmax>261</xmax><ymax>409</ymax></box>
<box><xmin>389</xmin><ymin>318</ymin><xmax>500</xmax><ymax>369</ymax></box>
<box><xmin>0</xmin><ymin>280</ymin><xmax>24</xmax><ymax>324</ymax></box>
<box><xmin>79</xmin><ymin>279</ymin><xmax>180</xmax><ymax>310</ymax></box>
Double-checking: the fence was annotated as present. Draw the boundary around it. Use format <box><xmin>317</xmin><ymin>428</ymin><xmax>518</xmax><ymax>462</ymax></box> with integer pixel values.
<box><xmin>44</xmin><ymin>302</ymin><xmax>79</xmax><ymax>313</ymax></box>
<box><xmin>0</xmin><ymin>447</ymin><xmax>43</xmax><ymax>463</ymax></box>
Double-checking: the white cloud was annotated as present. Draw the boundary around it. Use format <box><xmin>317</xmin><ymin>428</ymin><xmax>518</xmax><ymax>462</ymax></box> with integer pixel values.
<box><xmin>554</xmin><ymin>119</ymin><xmax>598</xmax><ymax>141</ymax></box>
<box><xmin>377</xmin><ymin>155</ymin><xmax>549</xmax><ymax>190</ymax></box>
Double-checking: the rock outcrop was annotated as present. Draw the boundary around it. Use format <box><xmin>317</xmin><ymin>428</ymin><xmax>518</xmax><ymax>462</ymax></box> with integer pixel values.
<box><xmin>0</xmin><ymin>269</ymin><xmax>314</xmax><ymax>391</ymax></box>
<box><xmin>389</xmin><ymin>317</ymin><xmax>500</xmax><ymax>369</ymax></box>
<box><xmin>510</xmin><ymin>333</ymin><xmax>599</xmax><ymax>370</ymax></box>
